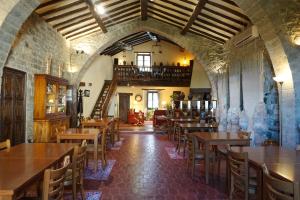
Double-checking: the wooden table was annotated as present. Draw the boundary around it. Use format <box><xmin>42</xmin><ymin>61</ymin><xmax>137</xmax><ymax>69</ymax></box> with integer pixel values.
<box><xmin>180</xmin><ymin>123</ymin><xmax>218</xmax><ymax>132</ymax></box>
<box><xmin>0</xmin><ymin>143</ymin><xmax>75</xmax><ymax>200</ymax></box>
<box><xmin>81</xmin><ymin>119</ymin><xmax>110</xmax><ymax>128</ymax></box>
<box><xmin>170</xmin><ymin>118</ymin><xmax>199</xmax><ymax>123</ymax></box>
<box><xmin>57</xmin><ymin>128</ymin><xmax>102</xmax><ymax>172</ymax></box>
<box><xmin>193</xmin><ymin>132</ymin><xmax>250</xmax><ymax>184</ymax></box>
<box><xmin>230</xmin><ymin>146</ymin><xmax>300</xmax><ymax>199</ymax></box>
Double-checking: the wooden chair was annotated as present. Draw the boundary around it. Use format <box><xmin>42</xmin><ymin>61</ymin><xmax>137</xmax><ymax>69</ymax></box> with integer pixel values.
<box><xmin>262</xmin><ymin>163</ymin><xmax>300</xmax><ymax>200</ymax></box>
<box><xmin>87</xmin><ymin>128</ymin><xmax>107</xmax><ymax>168</ymax></box>
<box><xmin>0</xmin><ymin>139</ymin><xmax>11</xmax><ymax>150</ymax></box>
<box><xmin>175</xmin><ymin>126</ymin><xmax>187</xmax><ymax>156</ymax></box>
<box><xmin>186</xmin><ymin>133</ymin><xmax>215</xmax><ymax>178</ymax></box>
<box><xmin>64</xmin><ymin>141</ymin><xmax>87</xmax><ymax>200</ymax></box>
<box><xmin>227</xmin><ymin>145</ymin><xmax>257</xmax><ymax>200</ymax></box>
<box><xmin>42</xmin><ymin>156</ymin><xmax>70</xmax><ymax>200</ymax></box>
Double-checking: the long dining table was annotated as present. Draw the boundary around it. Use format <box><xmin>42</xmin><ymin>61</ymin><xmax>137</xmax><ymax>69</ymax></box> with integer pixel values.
<box><xmin>81</xmin><ymin>118</ymin><xmax>110</xmax><ymax>128</ymax></box>
<box><xmin>179</xmin><ymin>123</ymin><xmax>218</xmax><ymax>132</ymax></box>
<box><xmin>57</xmin><ymin>128</ymin><xmax>104</xmax><ymax>172</ymax></box>
<box><xmin>0</xmin><ymin>143</ymin><xmax>75</xmax><ymax>200</ymax></box>
<box><xmin>193</xmin><ymin>132</ymin><xmax>251</xmax><ymax>184</ymax></box>
<box><xmin>230</xmin><ymin>146</ymin><xmax>300</xmax><ymax>200</ymax></box>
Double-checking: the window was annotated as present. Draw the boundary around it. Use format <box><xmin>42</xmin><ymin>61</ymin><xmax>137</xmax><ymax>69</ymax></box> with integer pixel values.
<box><xmin>136</xmin><ymin>52</ymin><xmax>151</xmax><ymax>71</ymax></box>
<box><xmin>147</xmin><ymin>91</ymin><xmax>159</xmax><ymax>109</ymax></box>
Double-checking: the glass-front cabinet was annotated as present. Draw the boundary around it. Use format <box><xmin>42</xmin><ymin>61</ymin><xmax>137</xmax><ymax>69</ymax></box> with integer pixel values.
<box><xmin>34</xmin><ymin>74</ymin><xmax>70</xmax><ymax>142</ymax></box>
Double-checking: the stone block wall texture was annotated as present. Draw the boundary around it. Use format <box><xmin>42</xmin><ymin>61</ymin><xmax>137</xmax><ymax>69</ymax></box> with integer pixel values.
<box><xmin>217</xmin><ymin>38</ymin><xmax>279</xmax><ymax>145</ymax></box>
<box><xmin>4</xmin><ymin>13</ymin><xmax>70</xmax><ymax>141</ymax></box>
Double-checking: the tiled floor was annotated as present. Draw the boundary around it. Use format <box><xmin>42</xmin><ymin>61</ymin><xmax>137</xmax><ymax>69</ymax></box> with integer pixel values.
<box><xmin>85</xmin><ymin>133</ymin><xmax>229</xmax><ymax>200</ymax></box>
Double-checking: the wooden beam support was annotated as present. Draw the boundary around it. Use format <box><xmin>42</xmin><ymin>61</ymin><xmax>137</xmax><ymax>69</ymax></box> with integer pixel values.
<box><xmin>148</xmin><ymin>10</ymin><xmax>185</xmax><ymax>27</ymax></box>
<box><xmin>141</xmin><ymin>0</ymin><xmax>148</xmax><ymax>20</ymax></box>
<box><xmin>104</xmin><ymin>9</ymin><xmax>140</xmax><ymax>25</ymax></box>
<box><xmin>181</xmin><ymin>0</ymin><xmax>208</xmax><ymax>34</ymax></box>
<box><xmin>85</xmin><ymin>0</ymin><xmax>107</xmax><ymax>33</ymax></box>
<box><xmin>206</xmin><ymin>1</ymin><xmax>250</xmax><ymax>21</ymax></box>
<box><xmin>200</xmin><ymin>13</ymin><xmax>241</xmax><ymax>32</ymax></box>
<box><xmin>40</xmin><ymin>1</ymin><xmax>84</xmax><ymax>17</ymax></box>
<box><xmin>53</xmin><ymin>13</ymin><xmax>91</xmax><ymax>28</ymax></box>
<box><xmin>193</xmin><ymin>21</ymin><xmax>231</xmax><ymax>39</ymax></box>
<box><xmin>148</xmin><ymin>6</ymin><xmax>187</xmax><ymax>23</ymax></box>
<box><xmin>148</xmin><ymin>16</ymin><xmax>182</xmax><ymax>30</ymax></box>
<box><xmin>37</xmin><ymin>0</ymin><xmax>65</xmax><ymax>9</ymax></box>
<box><xmin>57</xmin><ymin>16</ymin><xmax>94</xmax><ymax>31</ymax></box>
<box><xmin>196</xmin><ymin>17</ymin><xmax>236</xmax><ymax>35</ymax></box>
<box><xmin>62</xmin><ymin>22</ymin><xmax>97</xmax><ymax>36</ymax></box>
<box><xmin>66</xmin><ymin>26</ymin><xmax>100</xmax><ymax>39</ymax></box>
<box><xmin>105</xmin><ymin>15</ymin><xmax>139</xmax><ymax>28</ymax></box>
<box><xmin>190</xmin><ymin>27</ymin><xmax>226</xmax><ymax>43</ymax></box>
<box><xmin>106</xmin><ymin>1</ymin><xmax>140</xmax><ymax>15</ymax></box>
<box><xmin>149</xmin><ymin>1</ymin><xmax>190</xmax><ymax>18</ymax></box>
<box><xmin>159</xmin><ymin>0</ymin><xmax>193</xmax><ymax>12</ymax></box>
<box><xmin>45</xmin><ymin>6</ymin><xmax>89</xmax><ymax>22</ymax></box>
<box><xmin>102</xmin><ymin>4</ymin><xmax>140</xmax><ymax>22</ymax></box>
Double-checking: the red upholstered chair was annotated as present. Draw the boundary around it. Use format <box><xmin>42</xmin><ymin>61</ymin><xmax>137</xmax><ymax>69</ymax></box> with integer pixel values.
<box><xmin>153</xmin><ymin>110</ymin><xmax>168</xmax><ymax>127</ymax></box>
<box><xmin>128</xmin><ymin>109</ymin><xmax>144</xmax><ymax>125</ymax></box>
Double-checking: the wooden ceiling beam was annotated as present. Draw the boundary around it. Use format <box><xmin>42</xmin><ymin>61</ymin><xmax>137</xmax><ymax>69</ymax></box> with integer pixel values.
<box><xmin>190</xmin><ymin>29</ymin><xmax>224</xmax><ymax>44</ymax></box>
<box><xmin>104</xmin><ymin>0</ymin><xmax>129</xmax><ymax>8</ymax></box>
<box><xmin>37</xmin><ymin>0</ymin><xmax>65</xmax><ymax>9</ymax></box>
<box><xmin>190</xmin><ymin>27</ymin><xmax>226</xmax><ymax>43</ymax></box>
<box><xmin>148</xmin><ymin>16</ymin><xmax>182</xmax><ymax>29</ymax></box>
<box><xmin>121</xmin><ymin>32</ymin><xmax>147</xmax><ymax>43</ymax></box>
<box><xmin>193</xmin><ymin>21</ymin><xmax>231</xmax><ymax>39</ymax></box>
<box><xmin>196</xmin><ymin>17</ymin><xmax>236</xmax><ymax>35</ymax></box>
<box><xmin>148</xmin><ymin>6</ymin><xmax>187</xmax><ymax>24</ymax></box>
<box><xmin>181</xmin><ymin>0</ymin><xmax>208</xmax><ymax>34</ymax></box>
<box><xmin>126</xmin><ymin>36</ymin><xmax>151</xmax><ymax>45</ymax></box>
<box><xmin>45</xmin><ymin>6</ymin><xmax>89</xmax><ymax>22</ymax></box>
<box><xmin>40</xmin><ymin>1</ymin><xmax>84</xmax><ymax>17</ymax></box>
<box><xmin>57</xmin><ymin>16</ymin><xmax>94</xmax><ymax>31</ymax></box>
<box><xmin>122</xmin><ymin>34</ymin><xmax>148</xmax><ymax>44</ymax></box>
<box><xmin>66</xmin><ymin>26</ymin><xmax>100</xmax><ymax>39</ymax></box>
<box><xmin>148</xmin><ymin>10</ymin><xmax>185</xmax><ymax>27</ymax></box>
<box><xmin>149</xmin><ymin>1</ymin><xmax>190</xmax><ymax>17</ymax></box>
<box><xmin>104</xmin><ymin>9</ymin><xmax>140</xmax><ymax>25</ymax></box>
<box><xmin>221</xmin><ymin>0</ymin><xmax>238</xmax><ymax>6</ymax></box>
<box><xmin>200</xmin><ymin>13</ymin><xmax>241</xmax><ymax>32</ymax></box>
<box><xmin>62</xmin><ymin>22</ymin><xmax>97</xmax><ymax>36</ymax></box>
<box><xmin>53</xmin><ymin>13</ymin><xmax>91</xmax><ymax>28</ymax></box>
<box><xmin>203</xmin><ymin>7</ymin><xmax>248</xmax><ymax>26</ymax></box>
<box><xmin>206</xmin><ymin>1</ymin><xmax>250</xmax><ymax>21</ymax></box>
<box><xmin>159</xmin><ymin>0</ymin><xmax>193</xmax><ymax>12</ymax></box>
<box><xmin>131</xmin><ymin>39</ymin><xmax>152</xmax><ymax>47</ymax></box>
<box><xmin>106</xmin><ymin>1</ymin><xmax>139</xmax><ymax>15</ymax></box>
<box><xmin>109</xmin><ymin>49</ymin><xmax>123</xmax><ymax>56</ymax></box>
<box><xmin>141</xmin><ymin>0</ymin><xmax>148</xmax><ymax>20</ymax></box>
<box><xmin>85</xmin><ymin>0</ymin><xmax>107</xmax><ymax>33</ymax></box>
<box><xmin>102</xmin><ymin>4</ymin><xmax>140</xmax><ymax>22</ymax></box>
<box><xmin>105</xmin><ymin>15</ymin><xmax>139</xmax><ymax>28</ymax></box>
<box><xmin>179</xmin><ymin>0</ymin><xmax>197</xmax><ymax>6</ymax></box>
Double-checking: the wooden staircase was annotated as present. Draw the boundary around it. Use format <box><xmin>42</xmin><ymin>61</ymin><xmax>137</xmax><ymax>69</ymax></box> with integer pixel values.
<box><xmin>91</xmin><ymin>78</ymin><xmax>117</xmax><ymax>118</ymax></box>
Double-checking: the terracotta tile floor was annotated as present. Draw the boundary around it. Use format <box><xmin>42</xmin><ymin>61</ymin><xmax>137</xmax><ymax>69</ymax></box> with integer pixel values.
<box><xmin>85</xmin><ymin>133</ymin><xmax>228</xmax><ymax>200</ymax></box>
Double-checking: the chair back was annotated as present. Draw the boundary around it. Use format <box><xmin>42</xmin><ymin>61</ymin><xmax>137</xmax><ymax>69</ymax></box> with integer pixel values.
<box><xmin>227</xmin><ymin>145</ymin><xmax>249</xmax><ymax>199</ymax></box>
<box><xmin>0</xmin><ymin>139</ymin><xmax>11</xmax><ymax>150</ymax></box>
<box><xmin>186</xmin><ymin>133</ymin><xmax>199</xmax><ymax>158</ymax></box>
<box><xmin>262</xmin><ymin>164</ymin><xmax>300</xmax><ymax>200</ymax></box>
<box><xmin>73</xmin><ymin>141</ymin><xmax>87</xmax><ymax>181</ymax></box>
<box><xmin>42</xmin><ymin>156</ymin><xmax>70</xmax><ymax>200</ymax></box>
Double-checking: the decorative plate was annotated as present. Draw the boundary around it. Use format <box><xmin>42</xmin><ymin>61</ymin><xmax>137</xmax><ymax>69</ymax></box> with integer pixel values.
<box><xmin>135</xmin><ymin>94</ymin><xmax>142</xmax><ymax>102</ymax></box>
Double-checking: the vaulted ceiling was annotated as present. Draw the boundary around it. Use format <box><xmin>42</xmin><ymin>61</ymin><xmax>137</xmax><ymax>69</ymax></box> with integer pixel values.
<box><xmin>35</xmin><ymin>0</ymin><xmax>251</xmax><ymax>43</ymax></box>
<box><xmin>100</xmin><ymin>31</ymin><xmax>182</xmax><ymax>56</ymax></box>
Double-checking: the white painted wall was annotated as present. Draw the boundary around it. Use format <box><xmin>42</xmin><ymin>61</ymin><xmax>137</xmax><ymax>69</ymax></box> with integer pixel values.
<box><xmin>80</xmin><ymin>55</ymin><xmax>113</xmax><ymax>117</ymax></box>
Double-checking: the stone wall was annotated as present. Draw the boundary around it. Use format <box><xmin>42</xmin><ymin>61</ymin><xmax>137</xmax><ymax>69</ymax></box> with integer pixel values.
<box><xmin>217</xmin><ymin>38</ymin><xmax>279</xmax><ymax>145</ymax></box>
<box><xmin>4</xmin><ymin>13</ymin><xmax>70</xmax><ymax>141</ymax></box>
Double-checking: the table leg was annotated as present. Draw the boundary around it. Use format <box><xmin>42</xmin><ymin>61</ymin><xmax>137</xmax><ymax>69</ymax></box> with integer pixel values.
<box><xmin>205</xmin><ymin>142</ymin><xmax>209</xmax><ymax>184</ymax></box>
<box><xmin>94</xmin><ymin>136</ymin><xmax>98</xmax><ymax>172</ymax></box>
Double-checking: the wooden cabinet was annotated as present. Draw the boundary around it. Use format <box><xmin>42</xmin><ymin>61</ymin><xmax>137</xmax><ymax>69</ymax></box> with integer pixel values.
<box><xmin>33</xmin><ymin>74</ymin><xmax>70</xmax><ymax>142</ymax></box>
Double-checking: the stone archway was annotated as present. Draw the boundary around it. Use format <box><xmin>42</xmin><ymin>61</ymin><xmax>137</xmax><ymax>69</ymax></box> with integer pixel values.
<box><xmin>73</xmin><ymin>18</ymin><xmax>221</xmax><ymax>98</ymax></box>
<box><xmin>233</xmin><ymin>0</ymin><xmax>300</xmax><ymax>146</ymax></box>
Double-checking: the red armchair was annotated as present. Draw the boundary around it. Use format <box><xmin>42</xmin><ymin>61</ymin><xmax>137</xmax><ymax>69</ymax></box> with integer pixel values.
<box><xmin>128</xmin><ymin>109</ymin><xmax>145</xmax><ymax>125</ymax></box>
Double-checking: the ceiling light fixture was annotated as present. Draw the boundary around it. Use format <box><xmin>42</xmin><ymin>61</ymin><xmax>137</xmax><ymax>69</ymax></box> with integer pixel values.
<box><xmin>95</xmin><ymin>4</ymin><xmax>105</xmax><ymax>15</ymax></box>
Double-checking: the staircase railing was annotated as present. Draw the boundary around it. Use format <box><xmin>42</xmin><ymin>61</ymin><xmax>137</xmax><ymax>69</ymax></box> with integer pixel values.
<box><xmin>102</xmin><ymin>75</ymin><xmax>117</xmax><ymax>117</ymax></box>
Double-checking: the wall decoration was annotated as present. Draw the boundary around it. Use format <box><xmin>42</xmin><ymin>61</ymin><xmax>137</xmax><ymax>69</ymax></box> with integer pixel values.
<box><xmin>84</xmin><ymin>90</ymin><xmax>90</xmax><ymax>97</ymax></box>
<box><xmin>135</xmin><ymin>94</ymin><xmax>142</xmax><ymax>102</ymax></box>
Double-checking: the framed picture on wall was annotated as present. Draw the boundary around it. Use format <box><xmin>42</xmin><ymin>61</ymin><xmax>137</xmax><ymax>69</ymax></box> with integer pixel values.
<box><xmin>84</xmin><ymin>90</ymin><xmax>90</xmax><ymax>97</ymax></box>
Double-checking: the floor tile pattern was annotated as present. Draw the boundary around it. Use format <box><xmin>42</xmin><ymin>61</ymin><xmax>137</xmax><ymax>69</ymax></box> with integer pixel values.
<box><xmin>95</xmin><ymin>133</ymin><xmax>228</xmax><ymax>200</ymax></box>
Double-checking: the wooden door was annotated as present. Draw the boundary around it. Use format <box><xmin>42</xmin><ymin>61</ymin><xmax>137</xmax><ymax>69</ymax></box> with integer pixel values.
<box><xmin>0</xmin><ymin>67</ymin><xmax>26</xmax><ymax>145</ymax></box>
<box><xmin>119</xmin><ymin>93</ymin><xmax>131</xmax><ymax>123</ymax></box>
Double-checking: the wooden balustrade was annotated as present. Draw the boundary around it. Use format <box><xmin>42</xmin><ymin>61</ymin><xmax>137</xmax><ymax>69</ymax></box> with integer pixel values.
<box><xmin>113</xmin><ymin>64</ymin><xmax>193</xmax><ymax>86</ymax></box>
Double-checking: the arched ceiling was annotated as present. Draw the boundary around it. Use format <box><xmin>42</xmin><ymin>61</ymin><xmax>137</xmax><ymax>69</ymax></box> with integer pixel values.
<box><xmin>35</xmin><ymin>0</ymin><xmax>251</xmax><ymax>43</ymax></box>
<box><xmin>100</xmin><ymin>31</ymin><xmax>183</xmax><ymax>56</ymax></box>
